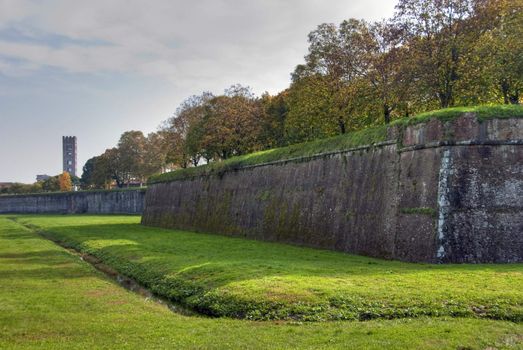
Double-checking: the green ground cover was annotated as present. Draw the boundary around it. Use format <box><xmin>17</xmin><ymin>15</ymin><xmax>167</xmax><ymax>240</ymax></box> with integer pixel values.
<box><xmin>392</xmin><ymin>104</ymin><xmax>523</xmax><ymax>125</ymax></box>
<box><xmin>149</xmin><ymin>104</ymin><xmax>523</xmax><ymax>184</ymax></box>
<box><xmin>0</xmin><ymin>186</ymin><xmax>146</xmax><ymax>197</ymax></box>
<box><xmin>1</xmin><ymin>216</ymin><xmax>522</xmax><ymax>349</ymax></box>
<box><xmin>10</xmin><ymin>215</ymin><xmax>523</xmax><ymax>324</ymax></box>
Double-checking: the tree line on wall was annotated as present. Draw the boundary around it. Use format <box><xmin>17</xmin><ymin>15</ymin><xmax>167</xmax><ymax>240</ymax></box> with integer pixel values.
<box><xmin>76</xmin><ymin>0</ymin><xmax>521</xmax><ymax>189</ymax></box>
<box><xmin>1</xmin><ymin>172</ymin><xmax>75</xmax><ymax>195</ymax></box>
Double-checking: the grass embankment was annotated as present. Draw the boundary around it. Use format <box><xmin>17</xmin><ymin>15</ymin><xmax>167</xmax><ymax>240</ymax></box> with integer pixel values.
<box><xmin>149</xmin><ymin>125</ymin><xmax>389</xmax><ymax>183</ymax></box>
<box><xmin>149</xmin><ymin>104</ymin><xmax>523</xmax><ymax>184</ymax></box>
<box><xmin>11</xmin><ymin>215</ymin><xmax>523</xmax><ymax>324</ymax></box>
<box><xmin>3</xmin><ymin>217</ymin><xmax>523</xmax><ymax>349</ymax></box>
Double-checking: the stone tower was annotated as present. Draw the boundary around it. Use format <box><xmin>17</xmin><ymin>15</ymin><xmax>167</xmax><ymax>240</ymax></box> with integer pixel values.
<box><xmin>62</xmin><ymin>136</ymin><xmax>77</xmax><ymax>177</ymax></box>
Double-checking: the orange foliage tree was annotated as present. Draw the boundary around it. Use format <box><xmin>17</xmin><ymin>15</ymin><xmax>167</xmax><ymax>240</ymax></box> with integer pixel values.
<box><xmin>58</xmin><ymin>171</ymin><xmax>73</xmax><ymax>192</ymax></box>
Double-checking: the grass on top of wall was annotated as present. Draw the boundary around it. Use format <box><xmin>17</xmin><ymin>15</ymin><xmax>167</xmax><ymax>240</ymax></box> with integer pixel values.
<box><xmin>14</xmin><ymin>215</ymin><xmax>523</xmax><ymax>323</ymax></box>
<box><xmin>149</xmin><ymin>104</ymin><xmax>523</xmax><ymax>184</ymax></box>
<box><xmin>149</xmin><ymin>125</ymin><xmax>389</xmax><ymax>184</ymax></box>
<box><xmin>391</xmin><ymin>104</ymin><xmax>523</xmax><ymax>126</ymax></box>
<box><xmin>2</xmin><ymin>215</ymin><xmax>523</xmax><ymax>349</ymax></box>
<box><xmin>0</xmin><ymin>187</ymin><xmax>146</xmax><ymax>197</ymax></box>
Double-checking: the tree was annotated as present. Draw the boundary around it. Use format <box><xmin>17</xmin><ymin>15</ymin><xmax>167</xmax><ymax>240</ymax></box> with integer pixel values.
<box><xmin>285</xmin><ymin>75</ymin><xmax>339</xmax><ymax>142</ymax></box>
<box><xmin>3</xmin><ymin>182</ymin><xmax>43</xmax><ymax>194</ymax></box>
<box><xmin>394</xmin><ymin>0</ymin><xmax>476</xmax><ymax>108</ymax></box>
<box><xmin>104</xmin><ymin>148</ymin><xmax>126</xmax><ymax>188</ymax></box>
<box><xmin>80</xmin><ymin>157</ymin><xmax>97</xmax><ymax>189</ymax></box>
<box><xmin>41</xmin><ymin>176</ymin><xmax>60</xmax><ymax>192</ymax></box>
<box><xmin>117</xmin><ymin>131</ymin><xmax>147</xmax><ymax>185</ymax></box>
<box><xmin>197</xmin><ymin>86</ymin><xmax>265</xmax><ymax>160</ymax></box>
<box><xmin>470</xmin><ymin>0</ymin><xmax>523</xmax><ymax>104</ymax></box>
<box><xmin>58</xmin><ymin>172</ymin><xmax>72</xmax><ymax>192</ymax></box>
<box><xmin>86</xmin><ymin>148</ymin><xmax>126</xmax><ymax>189</ymax></box>
<box><xmin>260</xmin><ymin>90</ymin><xmax>288</xmax><ymax>147</ymax></box>
<box><xmin>292</xmin><ymin>19</ymin><xmax>385</xmax><ymax>137</ymax></box>
<box><xmin>353</xmin><ymin>20</ymin><xmax>417</xmax><ymax>122</ymax></box>
<box><xmin>162</xmin><ymin>92</ymin><xmax>214</xmax><ymax>168</ymax></box>
<box><xmin>142</xmin><ymin>132</ymin><xmax>169</xmax><ymax>178</ymax></box>
<box><xmin>90</xmin><ymin>154</ymin><xmax>113</xmax><ymax>189</ymax></box>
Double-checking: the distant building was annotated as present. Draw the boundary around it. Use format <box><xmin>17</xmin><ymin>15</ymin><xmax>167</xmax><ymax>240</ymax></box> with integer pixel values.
<box><xmin>0</xmin><ymin>182</ymin><xmax>14</xmax><ymax>189</ymax></box>
<box><xmin>36</xmin><ymin>174</ymin><xmax>51</xmax><ymax>182</ymax></box>
<box><xmin>62</xmin><ymin>136</ymin><xmax>77</xmax><ymax>177</ymax></box>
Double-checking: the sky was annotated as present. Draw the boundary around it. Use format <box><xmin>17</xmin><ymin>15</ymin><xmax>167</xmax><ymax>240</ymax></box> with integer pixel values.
<box><xmin>0</xmin><ymin>0</ymin><xmax>397</xmax><ymax>183</ymax></box>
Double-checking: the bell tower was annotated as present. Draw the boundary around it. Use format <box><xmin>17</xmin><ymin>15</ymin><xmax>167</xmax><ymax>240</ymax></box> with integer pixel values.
<box><xmin>62</xmin><ymin>136</ymin><xmax>77</xmax><ymax>177</ymax></box>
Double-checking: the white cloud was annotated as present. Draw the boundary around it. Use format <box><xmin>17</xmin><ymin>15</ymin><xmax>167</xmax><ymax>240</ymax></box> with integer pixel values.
<box><xmin>0</xmin><ymin>0</ymin><xmax>396</xmax><ymax>93</ymax></box>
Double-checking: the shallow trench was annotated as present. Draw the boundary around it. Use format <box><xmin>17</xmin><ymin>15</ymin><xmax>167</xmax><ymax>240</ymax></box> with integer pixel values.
<box><xmin>11</xmin><ymin>218</ymin><xmax>202</xmax><ymax>318</ymax></box>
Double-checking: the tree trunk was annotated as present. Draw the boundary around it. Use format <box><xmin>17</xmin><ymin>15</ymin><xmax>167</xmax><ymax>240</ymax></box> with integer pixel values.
<box><xmin>509</xmin><ymin>95</ymin><xmax>520</xmax><ymax>104</ymax></box>
<box><xmin>509</xmin><ymin>88</ymin><xmax>520</xmax><ymax>105</ymax></box>
<box><xmin>338</xmin><ymin>117</ymin><xmax>346</xmax><ymax>134</ymax></box>
<box><xmin>383</xmin><ymin>104</ymin><xmax>391</xmax><ymax>124</ymax></box>
<box><xmin>501</xmin><ymin>79</ymin><xmax>510</xmax><ymax>104</ymax></box>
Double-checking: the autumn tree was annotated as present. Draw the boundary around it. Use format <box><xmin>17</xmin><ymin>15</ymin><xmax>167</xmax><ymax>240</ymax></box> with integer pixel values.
<box><xmin>260</xmin><ymin>90</ymin><xmax>288</xmax><ymax>147</ymax></box>
<box><xmin>468</xmin><ymin>0</ymin><xmax>523</xmax><ymax>104</ymax></box>
<box><xmin>90</xmin><ymin>148</ymin><xmax>126</xmax><ymax>188</ymax></box>
<box><xmin>142</xmin><ymin>132</ymin><xmax>169</xmax><ymax>177</ymax></box>
<box><xmin>196</xmin><ymin>85</ymin><xmax>265</xmax><ymax>160</ymax></box>
<box><xmin>162</xmin><ymin>92</ymin><xmax>214</xmax><ymax>167</ymax></box>
<box><xmin>354</xmin><ymin>20</ymin><xmax>417</xmax><ymax>122</ymax></box>
<box><xmin>293</xmin><ymin>20</ymin><xmax>374</xmax><ymax>134</ymax></box>
<box><xmin>117</xmin><ymin>131</ymin><xmax>147</xmax><ymax>184</ymax></box>
<box><xmin>285</xmin><ymin>75</ymin><xmax>339</xmax><ymax>142</ymax></box>
<box><xmin>58</xmin><ymin>172</ymin><xmax>73</xmax><ymax>192</ymax></box>
<box><xmin>394</xmin><ymin>0</ymin><xmax>476</xmax><ymax>108</ymax></box>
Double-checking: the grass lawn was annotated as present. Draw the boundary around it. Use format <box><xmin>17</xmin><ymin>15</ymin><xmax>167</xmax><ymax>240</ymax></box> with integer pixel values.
<box><xmin>2</xmin><ymin>216</ymin><xmax>523</xmax><ymax>349</ymax></box>
<box><xmin>8</xmin><ymin>215</ymin><xmax>523</xmax><ymax>325</ymax></box>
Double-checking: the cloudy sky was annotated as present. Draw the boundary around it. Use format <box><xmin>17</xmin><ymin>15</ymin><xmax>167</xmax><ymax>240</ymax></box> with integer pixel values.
<box><xmin>0</xmin><ymin>0</ymin><xmax>396</xmax><ymax>183</ymax></box>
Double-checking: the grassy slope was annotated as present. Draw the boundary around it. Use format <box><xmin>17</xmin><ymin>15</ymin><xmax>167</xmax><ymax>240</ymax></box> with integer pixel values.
<box><xmin>12</xmin><ymin>215</ymin><xmax>523</xmax><ymax>324</ymax></box>
<box><xmin>1</xmin><ymin>216</ymin><xmax>522</xmax><ymax>350</ymax></box>
<box><xmin>149</xmin><ymin>104</ymin><xmax>523</xmax><ymax>184</ymax></box>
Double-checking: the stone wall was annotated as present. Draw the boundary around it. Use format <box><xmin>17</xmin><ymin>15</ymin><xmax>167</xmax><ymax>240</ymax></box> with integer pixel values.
<box><xmin>0</xmin><ymin>189</ymin><xmax>145</xmax><ymax>215</ymax></box>
<box><xmin>142</xmin><ymin>115</ymin><xmax>522</xmax><ymax>263</ymax></box>
<box><xmin>395</xmin><ymin>116</ymin><xmax>523</xmax><ymax>263</ymax></box>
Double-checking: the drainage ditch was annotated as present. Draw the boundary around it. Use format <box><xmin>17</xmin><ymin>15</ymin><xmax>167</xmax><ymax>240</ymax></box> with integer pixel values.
<box><xmin>11</xmin><ymin>218</ymin><xmax>201</xmax><ymax>318</ymax></box>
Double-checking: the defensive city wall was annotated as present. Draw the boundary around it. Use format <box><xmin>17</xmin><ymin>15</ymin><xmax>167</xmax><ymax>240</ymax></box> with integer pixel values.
<box><xmin>141</xmin><ymin>114</ymin><xmax>523</xmax><ymax>263</ymax></box>
<box><xmin>1</xmin><ymin>114</ymin><xmax>521</xmax><ymax>263</ymax></box>
<box><xmin>0</xmin><ymin>189</ymin><xmax>145</xmax><ymax>215</ymax></box>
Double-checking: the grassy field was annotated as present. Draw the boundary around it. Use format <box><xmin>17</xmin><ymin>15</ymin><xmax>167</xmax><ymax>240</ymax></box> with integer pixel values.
<box><xmin>148</xmin><ymin>104</ymin><xmax>523</xmax><ymax>184</ymax></box>
<box><xmin>8</xmin><ymin>215</ymin><xmax>523</xmax><ymax>325</ymax></box>
<box><xmin>1</xmin><ymin>216</ymin><xmax>523</xmax><ymax>349</ymax></box>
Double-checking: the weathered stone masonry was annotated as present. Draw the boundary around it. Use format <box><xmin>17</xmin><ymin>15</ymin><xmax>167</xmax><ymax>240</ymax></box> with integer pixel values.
<box><xmin>0</xmin><ymin>189</ymin><xmax>145</xmax><ymax>215</ymax></box>
<box><xmin>142</xmin><ymin>114</ymin><xmax>523</xmax><ymax>263</ymax></box>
